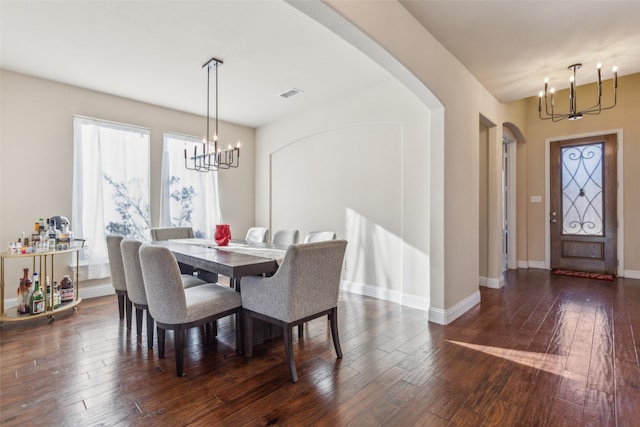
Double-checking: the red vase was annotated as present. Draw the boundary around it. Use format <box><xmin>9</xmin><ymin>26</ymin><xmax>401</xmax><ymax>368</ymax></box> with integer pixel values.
<box><xmin>214</xmin><ymin>224</ymin><xmax>231</xmax><ymax>246</ymax></box>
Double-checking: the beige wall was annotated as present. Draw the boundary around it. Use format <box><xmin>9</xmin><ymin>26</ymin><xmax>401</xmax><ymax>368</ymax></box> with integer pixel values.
<box><xmin>0</xmin><ymin>70</ymin><xmax>256</xmax><ymax>299</ymax></box>
<box><xmin>312</xmin><ymin>0</ymin><xmax>506</xmax><ymax>322</ymax></box>
<box><xmin>256</xmin><ymin>79</ymin><xmax>431</xmax><ymax>308</ymax></box>
<box><xmin>505</xmin><ymin>72</ymin><xmax>640</xmax><ymax>275</ymax></box>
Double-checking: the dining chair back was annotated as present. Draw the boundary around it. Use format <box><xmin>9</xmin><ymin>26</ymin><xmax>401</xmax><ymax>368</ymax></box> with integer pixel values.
<box><xmin>272</xmin><ymin>229</ymin><xmax>299</xmax><ymax>246</ymax></box>
<box><xmin>150</xmin><ymin>227</ymin><xmax>194</xmax><ymax>241</ymax></box>
<box><xmin>120</xmin><ymin>238</ymin><xmax>154</xmax><ymax>348</ymax></box>
<box><xmin>245</xmin><ymin>227</ymin><xmax>270</xmax><ymax>243</ymax></box>
<box><xmin>303</xmin><ymin>231</ymin><xmax>336</xmax><ymax>243</ymax></box>
<box><xmin>241</xmin><ymin>239</ymin><xmax>347</xmax><ymax>382</ymax></box>
<box><xmin>139</xmin><ymin>243</ymin><xmax>242</xmax><ymax>377</ymax></box>
<box><xmin>106</xmin><ymin>234</ymin><xmax>132</xmax><ymax>328</ymax></box>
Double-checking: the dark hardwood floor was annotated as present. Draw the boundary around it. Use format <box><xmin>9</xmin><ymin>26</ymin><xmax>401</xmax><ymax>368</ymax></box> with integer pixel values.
<box><xmin>1</xmin><ymin>269</ymin><xmax>639</xmax><ymax>426</ymax></box>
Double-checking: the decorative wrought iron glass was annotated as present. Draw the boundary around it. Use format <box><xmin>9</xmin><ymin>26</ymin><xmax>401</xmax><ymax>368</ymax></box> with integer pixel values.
<box><xmin>561</xmin><ymin>143</ymin><xmax>603</xmax><ymax>235</ymax></box>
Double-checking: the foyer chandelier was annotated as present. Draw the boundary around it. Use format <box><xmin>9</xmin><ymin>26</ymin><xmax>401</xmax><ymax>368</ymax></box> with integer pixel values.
<box><xmin>538</xmin><ymin>63</ymin><xmax>618</xmax><ymax>122</ymax></box>
<box><xmin>185</xmin><ymin>57</ymin><xmax>240</xmax><ymax>172</ymax></box>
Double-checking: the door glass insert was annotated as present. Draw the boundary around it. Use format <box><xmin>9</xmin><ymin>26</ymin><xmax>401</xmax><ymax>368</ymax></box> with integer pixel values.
<box><xmin>561</xmin><ymin>143</ymin><xmax>603</xmax><ymax>236</ymax></box>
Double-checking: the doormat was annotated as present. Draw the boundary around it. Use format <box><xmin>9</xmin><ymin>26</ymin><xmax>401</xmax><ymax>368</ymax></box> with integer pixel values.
<box><xmin>553</xmin><ymin>269</ymin><xmax>615</xmax><ymax>281</ymax></box>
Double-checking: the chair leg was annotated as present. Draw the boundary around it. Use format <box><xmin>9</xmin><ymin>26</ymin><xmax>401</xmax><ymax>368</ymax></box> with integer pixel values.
<box><xmin>146</xmin><ymin>310</ymin><xmax>154</xmax><ymax>349</ymax></box>
<box><xmin>117</xmin><ymin>294</ymin><xmax>125</xmax><ymax>319</ymax></box>
<box><xmin>235</xmin><ymin>312</ymin><xmax>242</xmax><ymax>354</ymax></box>
<box><xmin>135</xmin><ymin>307</ymin><xmax>143</xmax><ymax>337</ymax></box>
<box><xmin>329</xmin><ymin>307</ymin><xmax>343</xmax><ymax>358</ymax></box>
<box><xmin>283</xmin><ymin>324</ymin><xmax>298</xmax><ymax>383</ymax></box>
<box><xmin>158</xmin><ymin>327</ymin><xmax>165</xmax><ymax>358</ymax></box>
<box><xmin>125</xmin><ymin>296</ymin><xmax>133</xmax><ymax>329</ymax></box>
<box><xmin>175</xmin><ymin>328</ymin><xmax>185</xmax><ymax>377</ymax></box>
<box><xmin>244</xmin><ymin>311</ymin><xmax>254</xmax><ymax>357</ymax></box>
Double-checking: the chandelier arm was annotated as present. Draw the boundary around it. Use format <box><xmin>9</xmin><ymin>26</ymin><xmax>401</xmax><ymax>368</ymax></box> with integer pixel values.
<box><xmin>206</xmin><ymin>64</ymin><xmax>210</xmax><ymax>155</ymax></box>
<box><xmin>215</xmin><ymin>59</ymin><xmax>219</xmax><ymax>154</ymax></box>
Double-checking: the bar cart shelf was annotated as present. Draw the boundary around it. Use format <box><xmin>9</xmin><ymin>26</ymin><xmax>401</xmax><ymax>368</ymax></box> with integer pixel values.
<box><xmin>1</xmin><ymin>240</ymin><xmax>84</xmax><ymax>324</ymax></box>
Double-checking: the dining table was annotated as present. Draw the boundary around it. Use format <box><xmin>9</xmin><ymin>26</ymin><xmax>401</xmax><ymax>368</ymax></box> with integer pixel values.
<box><xmin>151</xmin><ymin>238</ymin><xmax>286</xmax><ymax>289</ymax></box>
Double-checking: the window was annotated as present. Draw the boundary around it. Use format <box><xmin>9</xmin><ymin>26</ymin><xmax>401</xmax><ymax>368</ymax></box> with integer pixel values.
<box><xmin>72</xmin><ymin>116</ymin><xmax>150</xmax><ymax>279</ymax></box>
<box><xmin>160</xmin><ymin>132</ymin><xmax>221</xmax><ymax>238</ymax></box>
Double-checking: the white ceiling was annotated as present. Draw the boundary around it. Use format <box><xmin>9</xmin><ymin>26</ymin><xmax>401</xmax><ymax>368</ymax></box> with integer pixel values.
<box><xmin>2</xmin><ymin>1</ymin><xmax>640</xmax><ymax>128</ymax></box>
<box><xmin>400</xmin><ymin>0</ymin><xmax>640</xmax><ymax>103</ymax></box>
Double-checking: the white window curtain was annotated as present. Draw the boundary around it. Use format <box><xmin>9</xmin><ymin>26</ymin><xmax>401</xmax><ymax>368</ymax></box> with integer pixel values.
<box><xmin>160</xmin><ymin>133</ymin><xmax>221</xmax><ymax>238</ymax></box>
<box><xmin>72</xmin><ymin>116</ymin><xmax>150</xmax><ymax>279</ymax></box>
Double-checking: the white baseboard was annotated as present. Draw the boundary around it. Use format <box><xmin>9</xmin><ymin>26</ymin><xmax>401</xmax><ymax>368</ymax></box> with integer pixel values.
<box><xmin>79</xmin><ymin>284</ymin><xmax>115</xmax><ymax>299</ymax></box>
<box><xmin>479</xmin><ymin>276</ymin><xmax>504</xmax><ymax>289</ymax></box>
<box><xmin>4</xmin><ymin>284</ymin><xmax>114</xmax><ymax>309</ymax></box>
<box><xmin>517</xmin><ymin>260</ymin><xmax>547</xmax><ymax>269</ymax></box>
<box><xmin>428</xmin><ymin>290</ymin><xmax>481</xmax><ymax>326</ymax></box>
<box><xmin>623</xmin><ymin>269</ymin><xmax>640</xmax><ymax>279</ymax></box>
<box><xmin>527</xmin><ymin>261</ymin><xmax>547</xmax><ymax>269</ymax></box>
<box><xmin>486</xmin><ymin>276</ymin><xmax>504</xmax><ymax>289</ymax></box>
<box><xmin>340</xmin><ymin>280</ymin><xmax>429</xmax><ymax>312</ymax></box>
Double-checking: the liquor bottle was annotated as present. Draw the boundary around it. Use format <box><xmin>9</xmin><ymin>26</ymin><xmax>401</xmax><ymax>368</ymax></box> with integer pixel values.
<box><xmin>53</xmin><ymin>281</ymin><xmax>61</xmax><ymax>308</ymax></box>
<box><xmin>30</xmin><ymin>273</ymin><xmax>45</xmax><ymax>315</ymax></box>
<box><xmin>17</xmin><ymin>274</ymin><xmax>26</xmax><ymax>314</ymax></box>
<box><xmin>60</xmin><ymin>275</ymin><xmax>74</xmax><ymax>303</ymax></box>
<box><xmin>46</xmin><ymin>276</ymin><xmax>52</xmax><ymax>310</ymax></box>
<box><xmin>19</xmin><ymin>268</ymin><xmax>32</xmax><ymax>314</ymax></box>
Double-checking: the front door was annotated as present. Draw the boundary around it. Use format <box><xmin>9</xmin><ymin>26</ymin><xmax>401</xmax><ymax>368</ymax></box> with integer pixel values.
<box><xmin>550</xmin><ymin>134</ymin><xmax>617</xmax><ymax>274</ymax></box>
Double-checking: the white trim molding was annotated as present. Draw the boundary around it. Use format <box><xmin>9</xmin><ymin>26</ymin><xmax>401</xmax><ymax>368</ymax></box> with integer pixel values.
<box><xmin>527</xmin><ymin>261</ymin><xmax>547</xmax><ymax>270</ymax></box>
<box><xmin>428</xmin><ymin>290</ymin><xmax>481</xmax><ymax>325</ymax></box>
<box><xmin>479</xmin><ymin>276</ymin><xmax>504</xmax><ymax>289</ymax></box>
<box><xmin>623</xmin><ymin>270</ymin><xmax>640</xmax><ymax>280</ymax></box>
<box><xmin>518</xmin><ymin>260</ymin><xmax>529</xmax><ymax>269</ymax></box>
<box><xmin>79</xmin><ymin>284</ymin><xmax>115</xmax><ymax>300</ymax></box>
<box><xmin>340</xmin><ymin>280</ymin><xmax>430</xmax><ymax>312</ymax></box>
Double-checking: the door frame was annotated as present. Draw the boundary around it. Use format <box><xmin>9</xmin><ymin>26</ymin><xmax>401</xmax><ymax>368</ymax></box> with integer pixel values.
<box><xmin>505</xmin><ymin>138</ymin><xmax>517</xmax><ymax>270</ymax></box>
<box><xmin>544</xmin><ymin>129</ymin><xmax>624</xmax><ymax>274</ymax></box>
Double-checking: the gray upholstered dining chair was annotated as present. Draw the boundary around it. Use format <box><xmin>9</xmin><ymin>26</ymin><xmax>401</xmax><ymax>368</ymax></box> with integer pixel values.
<box><xmin>150</xmin><ymin>226</ymin><xmax>194</xmax><ymax>241</ymax></box>
<box><xmin>120</xmin><ymin>238</ymin><xmax>155</xmax><ymax>348</ymax></box>
<box><xmin>139</xmin><ymin>243</ymin><xmax>242</xmax><ymax>377</ymax></box>
<box><xmin>241</xmin><ymin>240</ymin><xmax>348</xmax><ymax>382</ymax></box>
<box><xmin>272</xmin><ymin>229</ymin><xmax>299</xmax><ymax>246</ymax></box>
<box><xmin>303</xmin><ymin>231</ymin><xmax>336</xmax><ymax>243</ymax></box>
<box><xmin>121</xmin><ymin>238</ymin><xmax>208</xmax><ymax>349</ymax></box>
<box><xmin>245</xmin><ymin>227</ymin><xmax>270</xmax><ymax>243</ymax></box>
<box><xmin>106</xmin><ymin>234</ymin><xmax>132</xmax><ymax>329</ymax></box>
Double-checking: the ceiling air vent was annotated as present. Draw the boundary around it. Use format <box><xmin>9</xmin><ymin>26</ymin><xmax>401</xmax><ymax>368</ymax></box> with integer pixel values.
<box><xmin>279</xmin><ymin>88</ymin><xmax>303</xmax><ymax>99</ymax></box>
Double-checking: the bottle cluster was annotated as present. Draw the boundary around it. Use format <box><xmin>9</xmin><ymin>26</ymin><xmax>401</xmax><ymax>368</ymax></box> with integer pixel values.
<box><xmin>16</xmin><ymin>268</ymin><xmax>74</xmax><ymax>315</ymax></box>
<box><xmin>7</xmin><ymin>217</ymin><xmax>74</xmax><ymax>254</ymax></box>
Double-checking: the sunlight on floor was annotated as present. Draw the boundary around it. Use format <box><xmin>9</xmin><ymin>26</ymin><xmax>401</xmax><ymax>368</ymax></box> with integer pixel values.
<box><xmin>447</xmin><ymin>340</ymin><xmax>570</xmax><ymax>377</ymax></box>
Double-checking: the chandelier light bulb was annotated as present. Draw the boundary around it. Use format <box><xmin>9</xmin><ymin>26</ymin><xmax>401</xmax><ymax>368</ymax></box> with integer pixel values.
<box><xmin>612</xmin><ymin>65</ymin><xmax>618</xmax><ymax>73</ymax></box>
<box><xmin>597</xmin><ymin>62</ymin><xmax>602</xmax><ymax>69</ymax></box>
